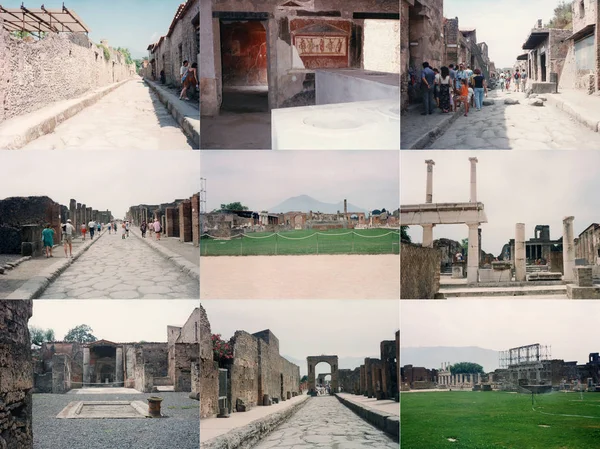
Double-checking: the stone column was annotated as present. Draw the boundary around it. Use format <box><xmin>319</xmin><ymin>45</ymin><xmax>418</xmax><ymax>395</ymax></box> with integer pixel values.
<box><xmin>515</xmin><ymin>223</ymin><xmax>526</xmax><ymax>281</ymax></box>
<box><xmin>69</xmin><ymin>199</ymin><xmax>76</xmax><ymax>228</ymax></box>
<box><xmin>179</xmin><ymin>200</ymin><xmax>193</xmax><ymax>243</ymax></box>
<box><xmin>563</xmin><ymin>216</ymin><xmax>575</xmax><ymax>282</ymax></box>
<box><xmin>467</xmin><ymin>223</ymin><xmax>479</xmax><ymax>283</ymax></box>
<box><xmin>469</xmin><ymin>157</ymin><xmax>478</xmax><ymax>202</ymax></box>
<box><xmin>425</xmin><ymin>159</ymin><xmax>435</xmax><ymax>203</ymax></box>
<box><xmin>76</xmin><ymin>203</ymin><xmax>82</xmax><ymax>235</ymax></box>
<box><xmin>83</xmin><ymin>347</ymin><xmax>90</xmax><ymax>387</ymax></box>
<box><xmin>422</xmin><ymin>224</ymin><xmax>434</xmax><ymax>248</ymax></box>
<box><xmin>116</xmin><ymin>347</ymin><xmax>123</xmax><ymax>386</ymax></box>
<box><xmin>192</xmin><ymin>193</ymin><xmax>200</xmax><ymax>247</ymax></box>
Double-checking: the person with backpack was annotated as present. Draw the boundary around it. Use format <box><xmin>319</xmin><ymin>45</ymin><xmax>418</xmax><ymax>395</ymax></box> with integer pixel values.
<box><xmin>125</xmin><ymin>221</ymin><xmax>130</xmax><ymax>238</ymax></box>
<box><xmin>514</xmin><ymin>69</ymin><xmax>521</xmax><ymax>92</ymax></box>
<box><xmin>153</xmin><ymin>218</ymin><xmax>162</xmax><ymax>241</ymax></box>
<box><xmin>140</xmin><ymin>221</ymin><xmax>147</xmax><ymax>238</ymax></box>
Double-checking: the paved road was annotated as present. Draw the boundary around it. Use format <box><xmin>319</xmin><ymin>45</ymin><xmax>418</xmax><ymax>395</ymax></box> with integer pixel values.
<box><xmin>22</xmin><ymin>79</ymin><xmax>195</xmax><ymax>150</ymax></box>
<box><xmin>39</xmin><ymin>232</ymin><xmax>198</xmax><ymax>299</ymax></box>
<box><xmin>252</xmin><ymin>396</ymin><xmax>398</xmax><ymax>448</ymax></box>
<box><xmin>427</xmin><ymin>89</ymin><xmax>600</xmax><ymax>149</ymax></box>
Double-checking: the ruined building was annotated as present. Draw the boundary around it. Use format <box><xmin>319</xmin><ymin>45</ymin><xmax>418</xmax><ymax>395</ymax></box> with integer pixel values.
<box><xmin>201</xmin><ymin>0</ymin><xmax>400</xmax><ymax>116</ymax></box>
<box><xmin>199</xmin><ymin>304</ymin><xmax>301</xmax><ymax>418</ymax></box>
<box><xmin>0</xmin><ymin>300</ymin><xmax>33</xmax><ymax>449</ymax></box>
<box><xmin>358</xmin><ymin>332</ymin><xmax>399</xmax><ymax>401</ymax></box>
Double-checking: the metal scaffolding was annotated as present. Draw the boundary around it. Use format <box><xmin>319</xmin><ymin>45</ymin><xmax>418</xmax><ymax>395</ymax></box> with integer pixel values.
<box><xmin>0</xmin><ymin>3</ymin><xmax>90</xmax><ymax>35</ymax></box>
<box><xmin>499</xmin><ymin>343</ymin><xmax>551</xmax><ymax>368</ymax></box>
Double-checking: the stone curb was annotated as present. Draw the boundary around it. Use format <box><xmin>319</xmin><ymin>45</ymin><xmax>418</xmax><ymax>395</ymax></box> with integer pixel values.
<box><xmin>1</xmin><ymin>256</ymin><xmax>32</xmax><ymax>274</ymax></box>
<box><xmin>130</xmin><ymin>230</ymin><xmax>199</xmax><ymax>281</ymax></box>
<box><xmin>403</xmin><ymin>110</ymin><xmax>461</xmax><ymax>149</ymax></box>
<box><xmin>334</xmin><ymin>394</ymin><xmax>399</xmax><ymax>441</ymax></box>
<box><xmin>545</xmin><ymin>95</ymin><xmax>600</xmax><ymax>132</ymax></box>
<box><xmin>143</xmin><ymin>79</ymin><xmax>200</xmax><ymax>148</ymax></box>
<box><xmin>201</xmin><ymin>395</ymin><xmax>310</xmax><ymax>449</ymax></box>
<box><xmin>0</xmin><ymin>79</ymin><xmax>133</xmax><ymax>150</ymax></box>
<box><xmin>5</xmin><ymin>230</ymin><xmax>107</xmax><ymax>299</ymax></box>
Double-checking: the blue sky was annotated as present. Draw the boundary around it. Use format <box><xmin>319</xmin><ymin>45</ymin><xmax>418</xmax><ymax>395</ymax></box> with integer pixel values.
<box><xmin>444</xmin><ymin>0</ymin><xmax>565</xmax><ymax>68</ymax></box>
<box><xmin>3</xmin><ymin>0</ymin><xmax>185</xmax><ymax>58</ymax></box>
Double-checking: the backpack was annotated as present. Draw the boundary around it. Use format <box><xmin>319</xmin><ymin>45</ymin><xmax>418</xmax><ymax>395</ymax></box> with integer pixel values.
<box><xmin>515</xmin><ymin>73</ymin><xmax>521</xmax><ymax>80</ymax></box>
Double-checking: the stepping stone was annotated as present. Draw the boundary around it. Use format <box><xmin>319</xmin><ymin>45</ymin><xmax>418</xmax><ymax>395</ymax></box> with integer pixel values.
<box><xmin>528</xmin><ymin>99</ymin><xmax>544</xmax><ymax>106</ymax></box>
<box><xmin>504</xmin><ymin>98</ymin><xmax>519</xmax><ymax>105</ymax></box>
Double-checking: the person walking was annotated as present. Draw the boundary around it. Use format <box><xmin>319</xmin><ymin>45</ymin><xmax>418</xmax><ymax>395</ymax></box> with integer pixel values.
<box><xmin>140</xmin><ymin>220</ymin><xmax>147</xmax><ymax>238</ymax></box>
<box><xmin>521</xmin><ymin>70</ymin><xmax>528</xmax><ymax>92</ymax></box>
<box><xmin>500</xmin><ymin>72</ymin><xmax>506</xmax><ymax>92</ymax></box>
<box><xmin>505</xmin><ymin>72</ymin><xmax>511</xmax><ymax>91</ymax></box>
<box><xmin>439</xmin><ymin>66</ymin><xmax>452</xmax><ymax>113</ymax></box>
<box><xmin>433</xmin><ymin>68</ymin><xmax>441</xmax><ymax>109</ymax></box>
<box><xmin>180</xmin><ymin>62</ymin><xmax>198</xmax><ymax>101</ymax></box>
<box><xmin>455</xmin><ymin>78</ymin><xmax>470</xmax><ymax>117</ymax></box>
<box><xmin>420</xmin><ymin>62</ymin><xmax>436</xmax><ymax>115</ymax></box>
<box><xmin>448</xmin><ymin>64</ymin><xmax>457</xmax><ymax>111</ymax></box>
<box><xmin>113</xmin><ymin>221</ymin><xmax>117</xmax><ymax>234</ymax></box>
<box><xmin>81</xmin><ymin>223</ymin><xmax>87</xmax><ymax>240</ymax></box>
<box><xmin>62</xmin><ymin>219</ymin><xmax>75</xmax><ymax>258</ymax></box>
<box><xmin>42</xmin><ymin>224</ymin><xmax>54</xmax><ymax>258</ymax></box>
<box><xmin>121</xmin><ymin>221</ymin><xmax>126</xmax><ymax>240</ymax></box>
<box><xmin>179</xmin><ymin>60</ymin><xmax>189</xmax><ymax>100</ymax></box>
<box><xmin>97</xmin><ymin>221</ymin><xmax>101</xmax><ymax>236</ymax></box>
<box><xmin>153</xmin><ymin>218</ymin><xmax>162</xmax><ymax>241</ymax></box>
<box><xmin>108</xmin><ymin>221</ymin><xmax>112</xmax><ymax>235</ymax></box>
<box><xmin>472</xmin><ymin>69</ymin><xmax>486</xmax><ymax>111</ymax></box>
<box><xmin>88</xmin><ymin>220</ymin><xmax>95</xmax><ymax>240</ymax></box>
<box><xmin>125</xmin><ymin>221</ymin><xmax>130</xmax><ymax>238</ymax></box>
<box><xmin>514</xmin><ymin>69</ymin><xmax>521</xmax><ymax>92</ymax></box>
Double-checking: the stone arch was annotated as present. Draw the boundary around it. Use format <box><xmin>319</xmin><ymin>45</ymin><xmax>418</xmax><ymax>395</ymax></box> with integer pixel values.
<box><xmin>307</xmin><ymin>355</ymin><xmax>338</xmax><ymax>394</ymax></box>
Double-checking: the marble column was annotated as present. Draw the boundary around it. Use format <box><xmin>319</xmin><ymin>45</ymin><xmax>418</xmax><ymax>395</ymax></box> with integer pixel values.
<box><xmin>467</xmin><ymin>223</ymin><xmax>479</xmax><ymax>283</ymax></box>
<box><xmin>83</xmin><ymin>347</ymin><xmax>90</xmax><ymax>387</ymax></box>
<box><xmin>425</xmin><ymin>159</ymin><xmax>435</xmax><ymax>203</ymax></box>
<box><xmin>563</xmin><ymin>216</ymin><xmax>575</xmax><ymax>282</ymax></box>
<box><xmin>422</xmin><ymin>224</ymin><xmax>434</xmax><ymax>248</ymax></box>
<box><xmin>469</xmin><ymin>157</ymin><xmax>478</xmax><ymax>202</ymax></box>
<box><xmin>515</xmin><ymin>223</ymin><xmax>526</xmax><ymax>281</ymax></box>
<box><xmin>116</xmin><ymin>347</ymin><xmax>123</xmax><ymax>386</ymax></box>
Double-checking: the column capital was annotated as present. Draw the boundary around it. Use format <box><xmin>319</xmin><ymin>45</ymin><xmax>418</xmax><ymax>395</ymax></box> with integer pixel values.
<box><xmin>468</xmin><ymin>157</ymin><xmax>478</xmax><ymax>163</ymax></box>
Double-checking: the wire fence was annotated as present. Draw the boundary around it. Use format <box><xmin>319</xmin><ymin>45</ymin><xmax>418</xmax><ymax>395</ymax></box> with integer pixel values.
<box><xmin>200</xmin><ymin>229</ymin><xmax>400</xmax><ymax>256</ymax></box>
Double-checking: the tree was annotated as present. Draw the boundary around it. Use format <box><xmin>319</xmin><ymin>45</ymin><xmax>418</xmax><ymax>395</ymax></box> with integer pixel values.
<box><xmin>63</xmin><ymin>324</ymin><xmax>97</xmax><ymax>343</ymax></box>
<box><xmin>220</xmin><ymin>202</ymin><xmax>249</xmax><ymax>211</ymax></box>
<box><xmin>212</xmin><ymin>334</ymin><xmax>233</xmax><ymax>366</ymax></box>
<box><xmin>401</xmin><ymin>226</ymin><xmax>411</xmax><ymax>243</ymax></box>
<box><xmin>461</xmin><ymin>238</ymin><xmax>469</xmax><ymax>256</ymax></box>
<box><xmin>115</xmin><ymin>46</ymin><xmax>134</xmax><ymax>65</ymax></box>
<box><xmin>450</xmin><ymin>362</ymin><xmax>485</xmax><ymax>375</ymax></box>
<box><xmin>546</xmin><ymin>1</ymin><xmax>573</xmax><ymax>29</ymax></box>
<box><xmin>29</xmin><ymin>326</ymin><xmax>55</xmax><ymax>346</ymax></box>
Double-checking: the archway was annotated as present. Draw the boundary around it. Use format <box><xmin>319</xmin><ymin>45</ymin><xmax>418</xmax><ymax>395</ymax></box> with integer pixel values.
<box><xmin>307</xmin><ymin>355</ymin><xmax>338</xmax><ymax>395</ymax></box>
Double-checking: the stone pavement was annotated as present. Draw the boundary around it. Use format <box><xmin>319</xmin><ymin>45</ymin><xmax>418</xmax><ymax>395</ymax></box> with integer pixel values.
<box><xmin>401</xmin><ymin>103</ymin><xmax>460</xmax><ymax>149</ymax></box>
<box><xmin>424</xmin><ymin>89</ymin><xmax>600</xmax><ymax>149</ymax></box>
<box><xmin>252</xmin><ymin>396</ymin><xmax>398</xmax><ymax>449</ymax></box>
<box><xmin>544</xmin><ymin>88</ymin><xmax>600</xmax><ymax>132</ymax></box>
<box><xmin>21</xmin><ymin>79</ymin><xmax>195</xmax><ymax>150</ymax></box>
<box><xmin>201</xmin><ymin>113</ymin><xmax>271</xmax><ymax>149</ymax></box>
<box><xmin>38</xmin><ymin>229</ymin><xmax>199</xmax><ymax>299</ymax></box>
<box><xmin>336</xmin><ymin>393</ymin><xmax>399</xmax><ymax>417</ymax></box>
<box><xmin>132</xmin><ymin>230</ymin><xmax>199</xmax><ymax>266</ymax></box>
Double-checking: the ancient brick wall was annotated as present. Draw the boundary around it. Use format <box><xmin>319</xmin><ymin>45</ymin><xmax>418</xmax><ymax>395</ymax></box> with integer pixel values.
<box><xmin>550</xmin><ymin>29</ymin><xmax>573</xmax><ymax>83</ymax></box>
<box><xmin>401</xmin><ymin>242</ymin><xmax>441</xmax><ymax>299</ymax></box>
<box><xmin>179</xmin><ymin>200</ymin><xmax>193</xmax><ymax>243</ymax></box>
<box><xmin>171</xmin><ymin>343</ymin><xmax>199</xmax><ymax>392</ymax></box>
<box><xmin>51</xmin><ymin>354</ymin><xmax>71</xmax><ymax>393</ymax></box>
<box><xmin>401</xmin><ymin>1</ymin><xmax>410</xmax><ymax>112</ymax></box>
<box><xmin>0</xmin><ymin>300</ymin><xmax>33</xmax><ymax>449</ymax></box>
<box><xmin>549</xmin><ymin>251</ymin><xmax>564</xmax><ymax>274</ymax></box>
<box><xmin>230</xmin><ymin>331</ymin><xmax>260</xmax><ymax>408</ymax></box>
<box><xmin>177</xmin><ymin>308</ymin><xmax>200</xmax><ymax>343</ymax></box>
<box><xmin>573</xmin><ymin>0</ymin><xmax>596</xmax><ymax>32</ymax></box>
<box><xmin>200</xmin><ymin>305</ymin><xmax>219</xmax><ymax>418</ymax></box>
<box><xmin>192</xmin><ymin>194</ymin><xmax>200</xmax><ymax>247</ymax></box>
<box><xmin>380</xmin><ymin>339</ymin><xmax>398</xmax><ymax>399</ymax></box>
<box><xmin>0</xmin><ymin>27</ymin><xmax>135</xmax><ymax>123</ymax></box>
<box><xmin>339</xmin><ymin>368</ymin><xmax>360</xmax><ymax>393</ymax></box>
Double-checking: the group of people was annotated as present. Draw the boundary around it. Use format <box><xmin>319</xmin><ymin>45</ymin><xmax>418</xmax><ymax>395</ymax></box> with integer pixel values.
<box><xmin>179</xmin><ymin>60</ymin><xmax>198</xmax><ymax>101</ymax></box>
<box><xmin>498</xmin><ymin>68</ymin><xmax>528</xmax><ymax>93</ymax></box>
<box><xmin>140</xmin><ymin>218</ymin><xmax>163</xmax><ymax>240</ymax></box>
<box><xmin>421</xmin><ymin>62</ymin><xmax>488</xmax><ymax>117</ymax></box>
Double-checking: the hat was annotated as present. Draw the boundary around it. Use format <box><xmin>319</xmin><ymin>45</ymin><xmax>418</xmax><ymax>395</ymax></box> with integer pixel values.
<box><xmin>67</xmin><ymin>219</ymin><xmax>71</xmax><ymax>222</ymax></box>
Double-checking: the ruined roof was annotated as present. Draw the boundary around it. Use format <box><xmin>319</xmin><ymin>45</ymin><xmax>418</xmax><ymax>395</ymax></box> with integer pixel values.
<box><xmin>166</xmin><ymin>0</ymin><xmax>196</xmax><ymax>38</ymax></box>
<box><xmin>0</xmin><ymin>4</ymin><xmax>89</xmax><ymax>34</ymax></box>
<box><xmin>522</xmin><ymin>30</ymin><xmax>549</xmax><ymax>49</ymax></box>
<box><xmin>578</xmin><ymin>222</ymin><xmax>600</xmax><ymax>237</ymax></box>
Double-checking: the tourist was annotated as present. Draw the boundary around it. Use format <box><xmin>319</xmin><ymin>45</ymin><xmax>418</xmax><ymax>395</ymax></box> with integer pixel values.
<box><xmin>500</xmin><ymin>72</ymin><xmax>506</xmax><ymax>91</ymax></box>
<box><xmin>433</xmin><ymin>68</ymin><xmax>441</xmax><ymax>109</ymax></box>
<box><xmin>472</xmin><ymin>69</ymin><xmax>487</xmax><ymax>111</ymax></box>
<box><xmin>455</xmin><ymin>78</ymin><xmax>470</xmax><ymax>116</ymax></box>
<box><xmin>88</xmin><ymin>220</ymin><xmax>95</xmax><ymax>239</ymax></box>
<box><xmin>108</xmin><ymin>221</ymin><xmax>112</xmax><ymax>235</ymax></box>
<box><xmin>179</xmin><ymin>60</ymin><xmax>189</xmax><ymax>100</ymax></box>
<box><xmin>448</xmin><ymin>64</ymin><xmax>457</xmax><ymax>110</ymax></box>
<box><xmin>420</xmin><ymin>62</ymin><xmax>436</xmax><ymax>115</ymax></box>
<box><xmin>62</xmin><ymin>219</ymin><xmax>75</xmax><ymax>258</ymax></box>
<box><xmin>42</xmin><ymin>224</ymin><xmax>54</xmax><ymax>258</ymax></box>
<box><xmin>113</xmin><ymin>221</ymin><xmax>117</xmax><ymax>234</ymax></box>
<box><xmin>180</xmin><ymin>62</ymin><xmax>198</xmax><ymax>101</ymax></box>
<box><xmin>153</xmin><ymin>218</ymin><xmax>162</xmax><ymax>240</ymax></box>
<box><xmin>439</xmin><ymin>66</ymin><xmax>452</xmax><ymax>113</ymax></box>
<box><xmin>140</xmin><ymin>220</ymin><xmax>147</xmax><ymax>238</ymax></box>
<box><xmin>514</xmin><ymin>69</ymin><xmax>521</xmax><ymax>92</ymax></box>
<box><xmin>121</xmin><ymin>221</ymin><xmax>126</xmax><ymax>239</ymax></box>
<box><xmin>97</xmin><ymin>221</ymin><xmax>101</xmax><ymax>236</ymax></box>
<box><xmin>125</xmin><ymin>220</ymin><xmax>130</xmax><ymax>238</ymax></box>
<box><xmin>465</xmin><ymin>65</ymin><xmax>474</xmax><ymax>81</ymax></box>
<box><xmin>505</xmin><ymin>72</ymin><xmax>511</xmax><ymax>91</ymax></box>
<box><xmin>455</xmin><ymin>63</ymin><xmax>467</xmax><ymax>94</ymax></box>
<box><xmin>521</xmin><ymin>70</ymin><xmax>528</xmax><ymax>91</ymax></box>
<box><xmin>81</xmin><ymin>223</ymin><xmax>87</xmax><ymax>240</ymax></box>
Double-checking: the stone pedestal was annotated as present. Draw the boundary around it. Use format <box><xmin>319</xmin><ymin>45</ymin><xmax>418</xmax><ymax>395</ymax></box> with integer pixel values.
<box><xmin>515</xmin><ymin>223</ymin><xmax>526</xmax><ymax>281</ymax></box>
<box><xmin>422</xmin><ymin>224</ymin><xmax>434</xmax><ymax>248</ymax></box>
<box><xmin>83</xmin><ymin>348</ymin><xmax>90</xmax><ymax>387</ymax></box>
<box><xmin>452</xmin><ymin>262</ymin><xmax>466</xmax><ymax>278</ymax></box>
<box><xmin>116</xmin><ymin>347</ymin><xmax>123</xmax><ymax>386</ymax></box>
<box><xmin>563</xmin><ymin>216</ymin><xmax>575</xmax><ymax>282</ymax></box>
<box><xmin>467</xmin><ymin>223</ymin><xmax>479</xmax><ymax>283</ymax></box>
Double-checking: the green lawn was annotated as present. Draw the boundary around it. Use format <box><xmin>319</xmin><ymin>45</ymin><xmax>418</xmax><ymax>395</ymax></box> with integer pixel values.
<box><xmin>200</xmin><ymin>228</ymin><xmax>400</xmax><ymax>256</ymax></box>
<box><xmin>401</xmin><ymin>391</ymin><xmax>600</xmax><ymax>449</ymax></box>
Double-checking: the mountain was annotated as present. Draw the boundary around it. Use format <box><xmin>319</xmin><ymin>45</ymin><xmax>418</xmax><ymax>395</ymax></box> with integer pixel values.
<box><xmin>269</xmin><ymin>195</ymin><xmax>368</xmax><ymax>214</ymax></box>
<box><xmin>283</xmin><ymin>355</ymin><xmax>378</xmax><ymax>376</ymax></box>
<box><xmin>401</xmin><ymin>346</ymin><xmax>500</xmax><ymax>373</ymax></box>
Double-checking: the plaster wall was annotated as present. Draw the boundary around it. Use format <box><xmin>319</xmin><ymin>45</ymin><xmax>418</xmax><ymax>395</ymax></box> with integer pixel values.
<box><xmin>315</xmin><ymin>69</ymin><xmax>399</xmax><ymax>105</ymax></box>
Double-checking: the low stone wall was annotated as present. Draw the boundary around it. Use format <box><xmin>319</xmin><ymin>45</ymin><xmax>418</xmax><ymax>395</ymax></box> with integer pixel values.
<box><xmin>335</xmin><ymin>394</ymin><xmax>398</xmax><ymax>441</ymax></box>
<box><xmin>401</xmin><ymin>243</ymin><xmax>441</xmax><ymax>299</ymax></box>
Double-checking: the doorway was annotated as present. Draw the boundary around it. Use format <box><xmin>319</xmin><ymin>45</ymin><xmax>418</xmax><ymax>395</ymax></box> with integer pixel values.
<box><xmin>540</xmin><ymin>53</ymin><xmax>547</xmax><ymax>82</ymax></box>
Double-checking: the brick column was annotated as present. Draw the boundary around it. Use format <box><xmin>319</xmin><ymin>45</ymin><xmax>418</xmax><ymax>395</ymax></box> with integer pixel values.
<box><xmin>179</xmin><ymin>200</ymin><xmax>192</xmax><ymax>243</ymax></box>
<box><xmin>165</xmin><ymin>207</ymin><xmax>180</xmax><ymax>237</ymax></box>
<box><xmin>192</xmin><ymin>193</ymin><xmax>200</xmax><ymax>247</ymax></box>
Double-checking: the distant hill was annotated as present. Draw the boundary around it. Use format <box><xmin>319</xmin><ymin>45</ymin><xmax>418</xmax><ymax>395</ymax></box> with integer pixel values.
<box><xmin>283</xmin><ymin>355</ymin><xmax>378</xmax><ymax>376</ymax></box>
<box><xmin>401</xmin><ymin>346</ymin><xmax>500</xmax><ymax>373</ymax></box>
<box><xmin>269</xmin><ymin>195</ymin><xmax>368</xmax><ymax>214</ymax></box>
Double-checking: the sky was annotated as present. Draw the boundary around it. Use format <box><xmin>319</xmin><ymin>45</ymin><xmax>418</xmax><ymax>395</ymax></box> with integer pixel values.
<box><xmin>0</xmin><ymin>152</ymin><xmax>200</xmax><ymax>219</ymax></box>
<box><xmin>444</xmin><ymin>0</ymin><xmax>561</xmax><ymax>68</ymax></box>
<box><xmin>2</xmin><ymin>0</ymin><xmax>185</xmax><ymax>58</ymax></box>
<box><xmin>401</xmin><ymin>150</ymin><xmax>600</xmax><ymax>257</ymax></box>
<box><xmin>29</xmin><ymin>300</ymin><xmax>198</xmax><ymax>342</ymax></box>
<box><xmin>202</xmin><ymin>300</ymin><xmax>400</xmax><ymax>376</ymax></box>
<box><xmin>401</xmin><ymin>300</ymin><xmax>600</xmax><ymax>366</ymax></box>
<box><xmin>200</xmin><ymin>151</ymin><xmax>400</xmax><ymax>212</ymax></box>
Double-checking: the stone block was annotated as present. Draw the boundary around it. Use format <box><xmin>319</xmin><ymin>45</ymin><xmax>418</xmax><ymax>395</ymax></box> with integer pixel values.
<box><xmin>451</xmin><ymin>265</ymin><xmax>464</xmax><ymax>278</ymax></box>
<box><xmin>575</xmin><ymin>266</ymin><xmax>593</xmax><ymax>287</ymax></box>
<box><xmin>236</xmin><ymin>398</ymin><xmax>247</xmax><ymax>412</ymax></box>
<box><xmin>482</xmin><ymin>99</ymin><xmax>495</xmax><ymax>106</ymax></box>
<box><xmin>504</xmin><ymin>98</ymin><xmax>519</xmax><ymax>105</ymax></box>
<box><xmin>530</xmin><ymin>82</ymin><xmax>557</xmax><ymax>94</ymax></box>
<box><xmin>479</xmin><ymin>268</ymin><xmax>511</xmax><ymax>283</ymax></box>
<box><xmin>566</xmin><ymin>284</ymin><xmax>600</xmax><ymax>299</ymax></box>
<box><xmin>538</xmin><ymin>96</ymin><xmax>547</xmax><ymax>101</ymax></box>
<box><xmin>529</xmin><ymin>99</ymin><xmax>544</xmax><ymax>106</ymax></box>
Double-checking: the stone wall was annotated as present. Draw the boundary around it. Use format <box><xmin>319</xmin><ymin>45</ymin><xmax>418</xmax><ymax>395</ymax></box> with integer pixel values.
<box><xmin>230</xmin><ymin>331</ymin><xmax>260</xmax><ymax>408</ymax></box>
<box><xmin>363</xmin><ymin>19</ymin><xmax>400</xmax><ymax>73</ymax></box>
<box><xmin>0</xmin><ymin>24</ymin><xmax>135</xmax><ymax>123</ymax></box>
<box><xmin>0</xmin><ymin>300</ymin><xmax>33</xmax><ymax>449</ymax></box>
<box><xmin>401</xmin><ymin>242</ymin><xmax>441</xmax><ymax>299</ymax></box>
<box><xmin>200</xmin><ymin>305</ymin><xmax>219</xmax><ymax>418</ymax></box>
<box><xmin>51</xmin><ymin>354</ymin><xmax>71</xmax><ymax>394</ymax></box>
<box><xmin>221</xmin><ymin>21</ymin><xmax>268</xmax><ymax>86</ymax></box>
<box><xmin>338</xmin><ymin>368</ymin><xmax>360</xmax><ymax>393</ymax></box>
<box><xmin>170</xmin><ymin>343</ymin><xmax>199</xmax><ymax>392</ymax></box>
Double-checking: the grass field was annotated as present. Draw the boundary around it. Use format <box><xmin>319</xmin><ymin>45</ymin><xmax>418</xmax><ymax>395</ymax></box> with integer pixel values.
<box><xmin>200</xmin><ymin>228</ymin><xmax>400</xmax><ymax>256</ymax></box>
<box><xmin>401</xmin><ymin>391</ymin><xmax>600</xmax><ymax>449</ymax></box>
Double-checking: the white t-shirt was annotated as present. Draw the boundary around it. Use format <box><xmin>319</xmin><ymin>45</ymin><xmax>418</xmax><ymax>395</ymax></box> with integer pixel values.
<box><xmin>440</xmin><ymin>75</ymin><xmax>450</xmax><ymax>85</ymax></box>
<box><xmin>180</xmin><ymin>65</ymin><xmax>188</xmax><ymax>77</ymax></box>
<box><xmin>64</xmin><ymin>223</ymin><xmax>75</xmax><ymax>236</ymax></box>
<box><xmin>434</xmin><ymin>73</ymin><xmax>441</xmax><ymax>84</ymax></box>
<box><xmin>88</xmin><ymin>221</ymin><xmax>95</xmax><ymax>229</ymax></box>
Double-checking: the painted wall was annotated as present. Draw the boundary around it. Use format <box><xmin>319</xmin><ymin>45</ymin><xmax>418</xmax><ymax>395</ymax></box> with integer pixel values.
<box><xmin>221</xmin><ymin>21</ymin><xmax>268</xmax><ymax>86</ymax></box>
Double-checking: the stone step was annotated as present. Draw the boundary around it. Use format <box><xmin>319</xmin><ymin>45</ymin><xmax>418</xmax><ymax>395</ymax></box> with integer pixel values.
<box><xmin>441</xmin><ymin>285</ymin><xmax>566</xmax><ymax>298</ymax></box>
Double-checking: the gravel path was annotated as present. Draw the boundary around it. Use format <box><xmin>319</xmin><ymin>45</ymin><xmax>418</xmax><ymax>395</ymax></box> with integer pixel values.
<box><xmin>252</xmin><ymin>396</ymin><xmax>397</xmax><ymax>448</ymax></box>
<box><xmin>33</xmin><ymin>392</ymin><xmax>199</xmax><ymax>449</ymax></box>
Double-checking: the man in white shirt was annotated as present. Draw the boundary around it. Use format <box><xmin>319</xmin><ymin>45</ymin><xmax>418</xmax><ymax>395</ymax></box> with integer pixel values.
<box><xmin>63</xmin><ymin>219</ymin><xmax>75</xmax><ymax>258</ymax></box>
<box><xmin>180</xmin><ymin>60</ymin><xmax>189</xmax><ymax>84</ymax></box>
<box><xmin>88</xmin><ymin>220</ymin><xmax>96</xmax><ymax>239</ymax></box>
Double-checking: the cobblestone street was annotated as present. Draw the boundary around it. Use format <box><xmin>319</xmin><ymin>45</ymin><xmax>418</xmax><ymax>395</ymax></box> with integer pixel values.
<box><xmin>21</xmin><ymin>79</ymin><xmax>195</xmax><ymax>150</ymax></box>
<box><xmin>39</xmin><ymin>232</ymin><xmax>199</xmax><ymax>299</ymax></box>
<box><xmin>252</xmin><ymin>396</ymin><xmax>398</xmax><ymax>449</ymax></box>
<box><xmin>426</xmin><ymin>89</ymin><xmax>600</xmax><ymax>149</ymax></box>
